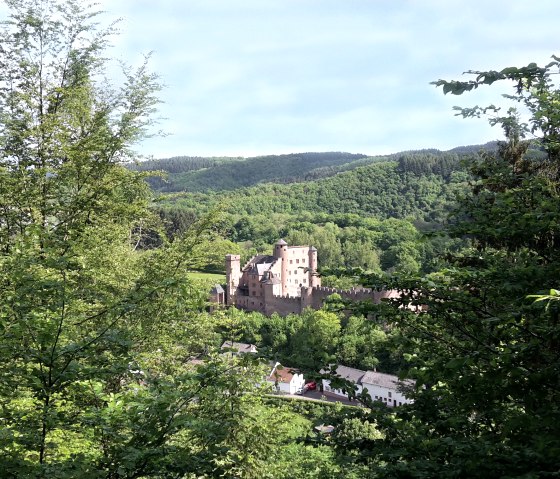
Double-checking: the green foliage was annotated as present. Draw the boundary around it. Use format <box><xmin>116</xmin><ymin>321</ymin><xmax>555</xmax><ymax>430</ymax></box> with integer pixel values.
<box><xmin>152</xmin><ymin>151</ymin><xmax>472</xmax><ymax>276</ymax></box>
<box><xmin>351</xmin><ymin>56</ymin><xmax>560</xmax><ymax>478</ymax></box>
<box><xmin>135</xmin><ymin>152</ymin><xmax>370</xmax><ymax>192</ymax></box>
<box><xmin>232</xmin><ymin>306</ymin><xmax>403</xmax><ymax>376</ymax></box>
<box><xmin>163</xmin><ymin>151</ymin><xmax>468</xmax><ymax>224</ymax></box>
<box><xmin>0</xmin><ymin>2</ymin><xmax>279</xmax><ymax>477</ymax></box>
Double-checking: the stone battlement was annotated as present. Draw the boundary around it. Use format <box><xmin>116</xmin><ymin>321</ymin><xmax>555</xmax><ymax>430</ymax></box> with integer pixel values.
<box><xmin>270</xmin><ymin>294</ymin><xmax>300</xmax><ymax>302</ymax></box>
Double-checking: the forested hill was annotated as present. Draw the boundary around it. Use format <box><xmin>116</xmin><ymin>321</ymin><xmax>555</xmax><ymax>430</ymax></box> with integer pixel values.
<box><xmin>163</xmin><ymin>151</ymin><xmax>471</xmax><ymax>224</ymax></box>
<box><xmin>133</xmin><ymin>144</ymin><xmax>509</xmax><ymax>193</ymax></box>
<box><xmin>131</xmin><ymin>152</ymin><xmax>370</xmax><ymax>192</ymax></box>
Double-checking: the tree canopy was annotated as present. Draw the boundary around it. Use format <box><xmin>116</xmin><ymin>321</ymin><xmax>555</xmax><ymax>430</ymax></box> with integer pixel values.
<box><xmin>346</xmin><ymin>56</ymin><xmax>560</xmax><ymax>478</ymax></box>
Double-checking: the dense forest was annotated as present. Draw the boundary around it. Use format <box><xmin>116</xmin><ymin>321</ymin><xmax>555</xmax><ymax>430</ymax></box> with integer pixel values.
<box><xmin>130</xmin><ymin>152</ymin><xmax>371</xmax><ymax>192</ymax></box>
<box><xmin>151</xmin><ymin>152</ymin><xmax>470</xmax><ymax>277</ymax></box>
<box><xmin>1</xmin><ymin>1</ymin><xmax>559</xmax><ymax>478</ymax></box>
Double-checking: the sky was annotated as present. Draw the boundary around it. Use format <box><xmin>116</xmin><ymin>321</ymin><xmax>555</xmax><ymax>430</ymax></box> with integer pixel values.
<box><xmin>96</xmin><ymin>1</ymin><xmax>558</xmax><ymax>158</ymax></box>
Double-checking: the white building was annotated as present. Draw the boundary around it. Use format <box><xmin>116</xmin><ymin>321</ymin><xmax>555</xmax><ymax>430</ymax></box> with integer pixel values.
<box><xmin>322</xmin><ymin>364</ymin><xmax>414</xmax><ymax>406</ymax></box>
<box><xmin>266</xmin><ymin>362</ymin><xmax>306</xmax><ymax>395</ymax></box>
<box><xmin>360</xmin><ymin>370</ymin><xmax>414</xmax><ymax>407</ymax></box>
<box><xmin>321</xmin><ymin>365</ymin><xmax>366</xmax><ymax>399</ymax></box>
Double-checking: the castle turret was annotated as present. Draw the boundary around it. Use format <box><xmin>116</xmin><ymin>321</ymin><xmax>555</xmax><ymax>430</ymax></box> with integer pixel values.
<box><xmin>274</xmin><ymin>239</ymin><xmax>289</xmax><ymax>295</ymax></box>
<box><xmin>225</xmin><ymin>254</ymin><xmax>241</xmax><ymax>305</ymax></box>
<box><xmin>308</xmin><ymin>246</ymin><xmax>320</xmax><ymax>288</ymax></box>
<box><xmin>300</xmin><ymin>286</ymin><xmax>313</xmax><ymax>310</ymax></box>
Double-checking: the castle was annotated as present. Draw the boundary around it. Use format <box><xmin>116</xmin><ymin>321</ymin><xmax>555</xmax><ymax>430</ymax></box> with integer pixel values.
<box><xmin>225</xmin><ymin>239</ymin><xmax>399</xmax><ymax>316</ymax></box>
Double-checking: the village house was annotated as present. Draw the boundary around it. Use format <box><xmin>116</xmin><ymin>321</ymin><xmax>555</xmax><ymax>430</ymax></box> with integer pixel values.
<box><xmin>266</xmin><ymin>362</ymin><xmax>306</xmax><ymax>395</ymax></box>
<box><xmin>220</xmin><ymin>341</ymin><xmax>258</xmax><ymax>355</ymax></box>
<box><xmin>321</xmin><ymin>365</ymin><xmax>366</xmax><ymax>399</ymax></box>
<box><xmin>361</xmin><ymin>370</ymin><xmax>414</xmax><ymax>407</ymax></box>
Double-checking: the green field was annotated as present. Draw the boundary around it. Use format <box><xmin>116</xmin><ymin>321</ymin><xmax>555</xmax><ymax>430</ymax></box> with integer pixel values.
<box><xmin>188</xmin><ymin>271</ymin><xmax>226</xmax><ymax>283</ymax></box>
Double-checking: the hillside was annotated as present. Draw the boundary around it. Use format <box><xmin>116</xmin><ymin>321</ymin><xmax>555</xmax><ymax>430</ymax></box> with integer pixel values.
<box><xmin>133</xmin><ymin>144</ymin><xmax>513</xmax><ymax>194</ymax></box>
<box><xmin>132</xmin><ymin>152</ymin><xmax>370</xmax><ymax>192</ymax></box>
<box><xmin>161</xmin><ymin>151</ymin><xmax>470</xmax><ymax>223</ymax></box>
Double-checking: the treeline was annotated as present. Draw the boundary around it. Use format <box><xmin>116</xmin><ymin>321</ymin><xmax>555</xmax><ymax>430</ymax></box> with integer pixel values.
<box><xmin>137</xmin><ymin>151</ymin><xmax>370</xmax><ymax>192</ymax></box>
<box><xmin>149</xmin><ymin>151</ymin><xmax>472</xmax><ymax>276</ymax></box>
<box><xmin>155</xmin><ymin>209</ymin><xmax>464</xmax><ymax>277</ymax></box>
<box><xmin>396</xmin><ymin>152</ymin><xmax>463</xmax><ymax>178</ymax></box>
<box><xmin>161</xmin><ymin>151</ymin><xmax>471</xmax><ymax>223</ymax></box>
<box><xmin>128</xmin><ymin>155</ymin><xmax>244</xmax><ymax>174</ymax></box>
<box><xmin>227</xmin><ymin>307</ymin><xmax>406</xmax><ymax>374</ymax></box>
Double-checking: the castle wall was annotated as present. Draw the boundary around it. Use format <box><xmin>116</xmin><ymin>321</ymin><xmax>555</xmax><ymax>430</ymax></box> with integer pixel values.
<box><xmin>264</xmin><ymin>294</ymin><xmax>303</xmax><ymax>316</ymax></box>
<box><xmin>235</xmin><ymin>294</ymin><xmax>267</xmax><ymax>313</ymax></box>
<box><xmin>234</xmin><ymin>286</ymin><xmax>403</xmax><ymax>316</ymax></box>
<box><xmin>310</xmin><ymin>286</ymin><xmax>401</xmax><ymax>310</ymax></box>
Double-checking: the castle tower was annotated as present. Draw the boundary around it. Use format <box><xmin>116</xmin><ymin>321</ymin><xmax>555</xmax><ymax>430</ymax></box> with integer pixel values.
<box><xmin>300</xmin><ymin>286</ymin><xmax>313</xmax><ymax>309</ymax></box>
<box><xmin>274</xmin><ymin>239</ymin><xmax>289</xmax><ymax>295</ymax></box>
<box><xmin>308</xmin><ymin>246</ymin><xmax>320</xmax><ymax>288</ymax></box>
<box><xmin>225</xmin><ymin>254</ymin><xmax>241</xmax><ymax>305</ymax></box>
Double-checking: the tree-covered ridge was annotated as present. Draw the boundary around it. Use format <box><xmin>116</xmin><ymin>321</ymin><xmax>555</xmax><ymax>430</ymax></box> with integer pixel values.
<box><xmin>135</xmin><ymin>151</ymin><xmax>370</xmax><ymax>192</ymax></box>
<box><xmin>132</xmin><ymin>144</ymin><xmax>515</xmax><ymax>194</ymax></box>
<box><xmin>149</xmin><ymin>151</ymin><xmax>471</xmax><ymax>277</ymax></box>
<box><xmin>129</xmin><ymin>155</ymin><xmax>246</xmax><ymax>174</ymax></box>
<box><xmin>162</xmin><ymin>151</ymin><xmax>470</xmax><ymax>223</ymax></box>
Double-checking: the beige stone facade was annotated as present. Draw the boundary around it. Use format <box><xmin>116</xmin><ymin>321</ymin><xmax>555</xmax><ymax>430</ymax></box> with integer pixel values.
<box><xmin>225</xmin><ymin>239</ymin><xmax>400</xmax><ymax>316</ymax></box>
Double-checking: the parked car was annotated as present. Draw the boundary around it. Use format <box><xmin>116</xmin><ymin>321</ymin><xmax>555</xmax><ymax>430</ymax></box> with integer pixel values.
<box><xmin>304</xmin><ymin>381</ymin><xmax>317</xmax><ymax>392</ymax></box>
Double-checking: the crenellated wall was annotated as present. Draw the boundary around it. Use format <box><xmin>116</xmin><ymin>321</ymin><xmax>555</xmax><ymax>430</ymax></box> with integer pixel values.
<box><xmin>309</xmin><ymin>286</ymin><xmax>399</xmax><ymax>310</ymax></box>
<box><xmin>257</xmin><ymin>285</ymin><xmax>402</xmax><ymax>316</ymax></box>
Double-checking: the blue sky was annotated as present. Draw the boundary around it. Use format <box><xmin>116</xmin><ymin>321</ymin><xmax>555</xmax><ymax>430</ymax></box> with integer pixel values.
<box><xmin>99</xmin><ymin>1</ymin><xmax>559</xmax><ymax>158</ymax></box>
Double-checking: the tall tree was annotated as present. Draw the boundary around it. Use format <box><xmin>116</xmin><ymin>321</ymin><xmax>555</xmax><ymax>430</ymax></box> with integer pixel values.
<box><xmin>0</xmin><ymin>1</ymin><xmax>220</xmax><ymax>476</ymax></box>
<box><xmin>357</xmin><ymin>57</ymin><xmax>560</xmax><ymax>478</ymax></box>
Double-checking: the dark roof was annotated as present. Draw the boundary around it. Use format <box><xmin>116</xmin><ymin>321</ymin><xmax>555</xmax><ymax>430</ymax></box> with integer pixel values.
<box><xmin>276</xmin><ymin>239</ymin><xmax>288</xmax><ymax>245</ymax></box>
<box><xmin>361</xmin><ymin>371</ymin><xmax>414</xmax><ymax>389</ymax></box>
<box><xmin>245</xmin><ymin>255</ymin><xmax>276</xmax><ymax>273</ymax></box>
<box><xmin>329</xmin><ymin>365</ymin><xmax>366</xmax><ymax>384</ymax></box>
<box><xmin>263</xmin><ymin>276</ymin><xmax>281</xmax><ymax>285</ymax></box>
<box><xmin>210</xmin><ymin>284</ymin><xmax>224</xmax><ymax>294</ymax></box>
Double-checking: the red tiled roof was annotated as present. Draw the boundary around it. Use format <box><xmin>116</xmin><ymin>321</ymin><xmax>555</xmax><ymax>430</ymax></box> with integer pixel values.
<box><xmin>267</xmin><ymin>364</ymin><xmax>296</xmax><ymax>383</ymax></box>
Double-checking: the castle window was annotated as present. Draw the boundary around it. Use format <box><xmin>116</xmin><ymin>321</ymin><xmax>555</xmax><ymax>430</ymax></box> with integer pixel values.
<box><xmin>296</xmin><ymin>259</ymin><xmax>299</xmax><ymax>264</ymax></box>
<box><xmin>302</xmin><ymin>258</ymin><xmax>306</xmax><ymax>263</ymax></box>
<box><xmin>303</xmin><ymin>278</ymin><xmax>306</xmax><ymax>284</ymax></box>
<box><xmin>290</xmin><ymin>259</ymin><xmax>293</xmax><ymax>264</ymax></box>
<box><xmin>294</xmin><ymin>270</ymin><xmax>298</xmax><ymax>274</ymax></box>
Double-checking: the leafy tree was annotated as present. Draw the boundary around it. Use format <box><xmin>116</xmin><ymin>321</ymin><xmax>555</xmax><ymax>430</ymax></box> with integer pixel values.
<box><xmin>358</xmin><ymin>57</ymin><xmax>560</xmax><ymax>478</ymax></box>
<box><xmin>0</xmin><ymin>1</ymin><xmax>226</xmax><ymax>476</ymax></box>
<box><xmin>338</xmin><ymin>316</ymin><xmax>387</xmax><ymax>371</ymax></box>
